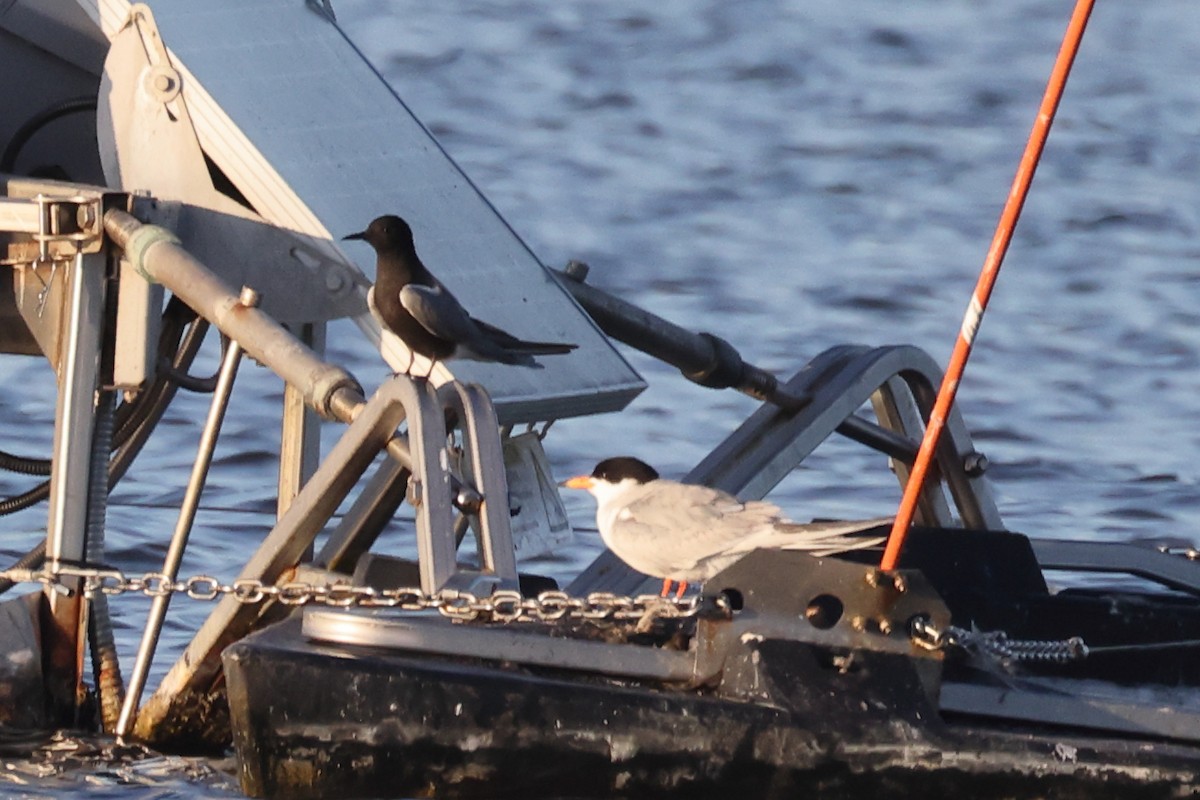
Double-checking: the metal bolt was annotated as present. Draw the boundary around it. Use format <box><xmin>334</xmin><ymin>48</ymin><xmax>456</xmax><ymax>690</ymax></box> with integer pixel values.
<box><xmin>963</xmin><ymin>451</ymin><xmax>989</xmax><ymax>477</ymax></box>
<box><xmin>563</xmin><ymin>260</ymin><xmax>590</xmax><ymax>282</ymax></box>
<box><xmin>238</xmin><ymin>286</ymin><xmax>261</xmax><ymax>308</ymax></box>
<box><xmin>324</xmin><ymin>270</ymin><xmax>346</xmax><ymax>292</ymax></box>
<box><xmin>878</xmin><ymin>618</ymin><xmax>893</xmax><ymax>635</ymax></box>
<box><xmin>849</xmin><ymin>615</ymin><xmax>867</xmax><ymax>632</ymax></box>
<box><xmin>892</xmin><ymin>574</ymin><xmax>908</xmax><ymax>593</ymax></box>
<box><xmin>864</xmin><ymin>569</ymin><xmax>881</xmax><ymax>588</ymax></box>
<box><xmin>76</xmin><ymin>204</ymin><xmax>96</xmax><ymax>232</ymax></box>
<box><xmin>153</xmin><ymin>72</ymin><xmax>176</xmax><ymax>93</ymax></box>
<box><xmin>455</xmin><ymin>488</ymin><xmax>482</xmax><ymax>514</ymax></box>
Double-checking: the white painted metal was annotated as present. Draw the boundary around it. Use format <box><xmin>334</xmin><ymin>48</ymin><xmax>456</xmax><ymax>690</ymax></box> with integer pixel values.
<box><xmin>113</xmin><ymin>257</ymin><xmax>162</xmax><ymax>389</ymax></box>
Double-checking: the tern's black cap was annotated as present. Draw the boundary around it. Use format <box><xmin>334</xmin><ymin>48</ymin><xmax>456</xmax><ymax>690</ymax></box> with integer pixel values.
<box><xmin>591</xmin><ymin>457</ymin><xmax>660</xmax><ymax>484</ymax></box>
<box><xmin>341</xmin><ymin>215</ymin><xmax>415</xmax><ymax>249</ymax></box>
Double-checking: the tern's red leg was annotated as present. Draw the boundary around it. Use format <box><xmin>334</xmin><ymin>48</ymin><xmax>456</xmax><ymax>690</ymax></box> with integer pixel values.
<box><xmin>659</xmin><ymin>579</ymin><xmax>688</xmax><ymax>598</ymax></box>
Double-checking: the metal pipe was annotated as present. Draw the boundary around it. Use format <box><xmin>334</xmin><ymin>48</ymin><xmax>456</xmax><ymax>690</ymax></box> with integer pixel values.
<box><xmin>116</xmin><ymin>305</ymin><xmax>247</xmax><ymax>739</ymax></box>
<box><xmin>103</xmin><ymin>209</ymin><xmax>362</xmax><ymax>422</ymax></box>
<box><xmin>555</xmin><ymin>263</ymin><xmax>919</xmax><ymax>462</ymax></box>
<box><xmin>556</xmin><ymin>262</ymin><xmax>809</xmax><ymax>409</ymax></box>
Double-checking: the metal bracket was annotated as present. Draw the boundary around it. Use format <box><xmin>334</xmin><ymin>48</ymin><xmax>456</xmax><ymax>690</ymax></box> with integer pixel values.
<box><xmin>1</xmin><ymin>183</ymin><xmax>112</xmax><ymax>363</ymax></box>
<box><xmin>1</xmin><ymin>191</ymin><xmax>105</xmax><ymax>263</ymax></box>
<box><xmin>437</xmin><ymin>381</ymin><xmax>519</xmax><ymax>588</ymax></box>
<box><xmin>96</xmin><ymin>4</ymin><xmax>364</xmax><ymax>324</ymax></box>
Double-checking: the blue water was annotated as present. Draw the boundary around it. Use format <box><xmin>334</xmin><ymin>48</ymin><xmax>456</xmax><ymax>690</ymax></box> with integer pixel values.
<box><xmin>3</xmin><ymin>0</ymin><xmax>1200</xmax><ymax>796</ymax></box>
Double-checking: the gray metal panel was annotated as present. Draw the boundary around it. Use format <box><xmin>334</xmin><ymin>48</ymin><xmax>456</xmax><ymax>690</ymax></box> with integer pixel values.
<box><xmin>1030</xmin><ymin>539</ymin><xmax>1200</xmax><ymax>596</ymax></box>
<box><xmin>0</xmin><ymin>1</ymin><xmax>106</xmax><ymax>185</ymax></box>
<box><xmin>941</xmin><ymin>679</ymin><xmax>1200</xmax><ymax>745</ymax></box>
<box><xmin>0</xmin><ymin>0</ymin><xmax>108</xmax><ymax>75</ymax></box>
<box><xmin>78</xmin><ymin>0</ymin><xmax>644</xmax><ymax>421</ymax></box>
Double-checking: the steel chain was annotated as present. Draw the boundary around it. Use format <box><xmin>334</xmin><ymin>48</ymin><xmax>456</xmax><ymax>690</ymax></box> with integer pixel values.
<box><xmin>910</xmin><ymin>616</ymin><xmax>1088</xmax><ymax>664</ymax></box>
<box><xmin>0</xmin><ymin>564</ymin><xmax>700</xmax><ymax>624</ymax></box>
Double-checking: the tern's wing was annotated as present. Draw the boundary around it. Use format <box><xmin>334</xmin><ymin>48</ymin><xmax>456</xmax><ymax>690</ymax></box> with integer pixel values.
<box><xmin>728</xmin><ymin>517</ymin><xmax>891</xmax><ymax>557</ymax></box>
<box><xmin>619</xmin><ymin>481</ymin><xmax>784</xmax><ymax>569</ymax></box>
<box><xmin>400</xmin><ymin>283</ymin><xmax>477</xmax><ymax>343</ymax></box>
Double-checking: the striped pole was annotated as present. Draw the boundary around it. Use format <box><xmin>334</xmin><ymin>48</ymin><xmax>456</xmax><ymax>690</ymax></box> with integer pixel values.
<box><xmin>880</xmin><ymin>0</ymin><xmax>1095</xmax><ymax>571</ymax></box>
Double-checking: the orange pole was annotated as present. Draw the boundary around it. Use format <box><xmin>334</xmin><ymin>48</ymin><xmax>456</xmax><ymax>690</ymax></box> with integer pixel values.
<box><xmin>880</xmin><ymin>0</ymin><xmax>1095</xmax><ymax>571</ymax></box>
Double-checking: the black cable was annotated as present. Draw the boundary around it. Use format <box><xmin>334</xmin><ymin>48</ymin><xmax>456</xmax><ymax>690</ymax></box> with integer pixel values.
<box><xmin>0</xmin><ymin>450</ymin><xmax>51</xmax><ymax>477</ymax></box>
<box><xmin>0</xmin><ymin>482</ymin><xmax>51</xmax><ymax>516</ymax></box>
<box><xmin>0</xmin><ymin>298</ymin><xmax>208</xmax><ymax>517</ymax></box>
<box><xmin>0</xmin><ymin>96</ymin><xmax>97</xmax><ymax>174</ymax></box>
<box><xmin>0</xmin><ymin>304</ymin><xmax>209</xmax><ymax>593</ymax></box>
<box><xmin>155</xmin><ymin>333</ymin><xmax>231</xmax><ymax>394</ymax></box>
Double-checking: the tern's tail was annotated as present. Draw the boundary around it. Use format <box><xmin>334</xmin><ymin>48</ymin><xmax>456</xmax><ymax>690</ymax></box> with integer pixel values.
<box><xmin>475</xmin><ymin>318</ymin><xmax>579</xmax><ymax>360</ymax></box>
<box><xmin>500</xmin><ymin>340</ymin><xmax>577</xmax><ymax>355</ymax></box>
<box><xmin>767</xmin><ymin>517</ymin><xmax>891</xmax><ymax>557</ymax></box>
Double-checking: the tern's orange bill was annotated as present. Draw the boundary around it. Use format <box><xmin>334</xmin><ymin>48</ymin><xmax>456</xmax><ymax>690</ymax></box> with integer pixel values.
<box><xmin>560</xmin><ymin>475</ymin><xmax>594</xmax><ymax>490</ymax></box>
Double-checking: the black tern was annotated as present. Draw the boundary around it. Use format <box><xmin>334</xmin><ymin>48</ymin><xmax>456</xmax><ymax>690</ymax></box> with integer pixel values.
<box><xmin>344</xmin><ymin>215</ymin><xmax>577</xmax><ymax>375</ymax></box>
<box><xmin>562</xmin><ymin>457</ymin><xmax>888</xmax><ymax>596</ymax></box>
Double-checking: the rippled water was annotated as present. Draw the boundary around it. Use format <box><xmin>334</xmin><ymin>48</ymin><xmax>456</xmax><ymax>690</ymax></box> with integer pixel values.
<box><xmin>3</xmin><ymin>0</ymin><xmax>1200</xmax><ymax>796</ymax></box>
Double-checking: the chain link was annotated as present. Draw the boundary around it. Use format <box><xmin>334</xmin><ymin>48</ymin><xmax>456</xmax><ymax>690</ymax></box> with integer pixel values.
<box><xmin>0</xmin><ymin>564</ymin><xmax>700</xmax><ymax>624</ymax></box>
<box><xmin>910</xmin><ymin>616</ymin><xmax>1089</xmax><ymax>664</ymax></box>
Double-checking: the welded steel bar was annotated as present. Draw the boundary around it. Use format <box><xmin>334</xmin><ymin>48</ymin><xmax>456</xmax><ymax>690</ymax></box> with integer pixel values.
<box><xmin>42</xmin><ymin>247</ymin><xmax>106</xmax><ymax>722</ymax></box>
<box><xmin>0</xmin><ymin>196</ymin><xmax>43</xmax><ymax>233</ymax></box>
<box><xmin>116</xmin><ymin>317</ymin><xmax>246</xmax><ymax>739</ymax></box>
<box><xmin>278</xmin><ymin>322</ymin><xmax>325</xmax><ymax>518</ymax></box>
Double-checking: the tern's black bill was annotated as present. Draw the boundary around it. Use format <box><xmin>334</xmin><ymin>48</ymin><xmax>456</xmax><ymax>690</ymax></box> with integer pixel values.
<box><xmin>342</xmin><ymin>230</ymin><xmax>367</xmax><ymax>241</ymax></box>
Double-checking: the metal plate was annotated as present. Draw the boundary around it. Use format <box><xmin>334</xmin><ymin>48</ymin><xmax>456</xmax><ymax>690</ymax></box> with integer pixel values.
<box><xmin>302</xmin><ymin>607</ymin><xmax>695</xmax><ymax>682</ymax></box>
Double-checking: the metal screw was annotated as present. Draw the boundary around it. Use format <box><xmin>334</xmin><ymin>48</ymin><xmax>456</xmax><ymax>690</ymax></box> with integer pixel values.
<box><xmin>963</xmin><ymin>451</ymin><xmax>989</xmax><ymax>477</ymax></box>
<box><xmin>76</xmin><ymin>204</ymin><xmax>96</xmax><ymax>232</ymax></box>
<box><xmin>849</xmin><ymin>615</ymin><xmax>867</xmax><ymax>632</ymax></box>
<box><xmin>892</xmin><ymin>574</ymin><xmax>908</xmax><ymax>593</ymax></box>
<box><xmin>864</xmin><ymin>569</ymin><xmax>881</xmax><ymax>588</ymax></box>
<box><xmin>878</xmin><ymin>618</ymin><xmax>893</xmax><ymax>635</ymax></box>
